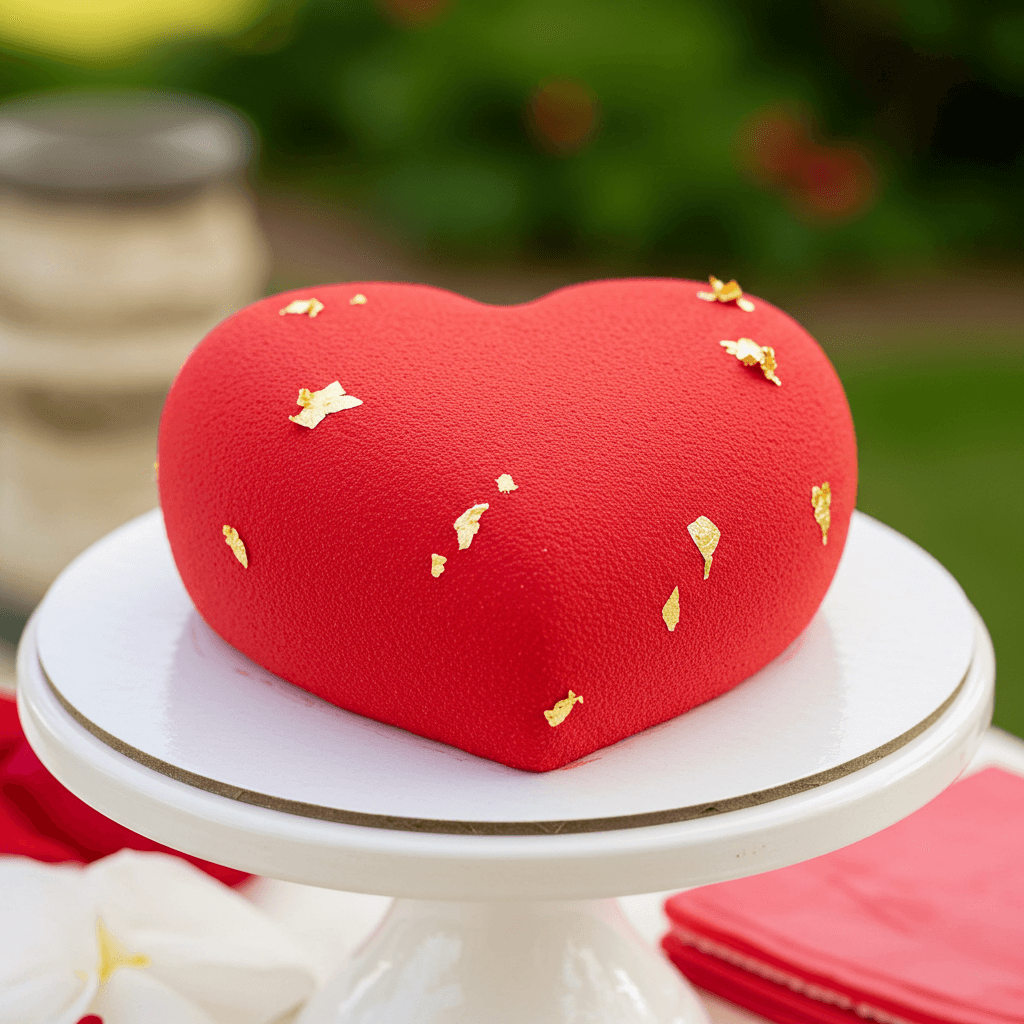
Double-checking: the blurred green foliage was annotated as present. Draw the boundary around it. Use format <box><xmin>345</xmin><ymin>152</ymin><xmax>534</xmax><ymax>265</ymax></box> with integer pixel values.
<box><xmin>835</xmin><ymin>346</ymin><xmax>1024</xmax><ymax>738</ymax></box>
<box><xmin>2</xmin><ymin>0</ymin><xmax>1023</xmax><ymax>274</ymax></box>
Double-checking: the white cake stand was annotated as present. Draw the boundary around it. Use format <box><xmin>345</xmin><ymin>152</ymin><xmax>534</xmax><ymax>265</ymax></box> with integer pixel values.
<box><xmin>17</xmin><ymin>511</ymin><xmax>993</xmax><ymax>1023</ymax></box>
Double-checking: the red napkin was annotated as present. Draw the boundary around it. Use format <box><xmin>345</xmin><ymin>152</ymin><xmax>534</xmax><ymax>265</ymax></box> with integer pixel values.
<box><xmin>1</xmin><ymin>693</ymin><xmax>247</xmax><ymax>885</ymax></box>
<box><xmin>664</xmin><ymin>767</ymin><xmax>1024</xmax><ymax>1024</ymax></box>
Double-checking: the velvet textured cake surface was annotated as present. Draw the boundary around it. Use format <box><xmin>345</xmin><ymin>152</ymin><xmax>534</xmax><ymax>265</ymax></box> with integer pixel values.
<box><xmin>158</xmin><ymin>279</ymin><xmax>857</xmax><ymax>772</ymax></box>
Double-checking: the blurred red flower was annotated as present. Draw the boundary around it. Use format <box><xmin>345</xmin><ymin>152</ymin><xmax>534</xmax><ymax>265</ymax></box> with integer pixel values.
<box><xmin>378</xmin><ymin>0</ymin><xmax>450</xmax><ymax>28</ymax></box>
<box><xmin>738</xmin><ymin>104</ymin><xmax>876</xmax><ymax>221</ymax></box>
<box><xmin>528</xmin><ymin>77</ymin><xmax>601</xmax><ymax>155</ymax></box>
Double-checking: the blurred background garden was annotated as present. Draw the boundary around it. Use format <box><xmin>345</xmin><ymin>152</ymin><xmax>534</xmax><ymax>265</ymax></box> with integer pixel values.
<box><xmin>0</xmin><ymin>0</ymin><xmax>1021</xmax><ymax>736</ymax></box>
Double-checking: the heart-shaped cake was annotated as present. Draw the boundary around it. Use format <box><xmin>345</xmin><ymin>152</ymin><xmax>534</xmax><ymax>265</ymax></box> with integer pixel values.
<box><xmin>158</xmin><ymin>279</ymin><xmax>856</xmax><ymax>771</ymax></box>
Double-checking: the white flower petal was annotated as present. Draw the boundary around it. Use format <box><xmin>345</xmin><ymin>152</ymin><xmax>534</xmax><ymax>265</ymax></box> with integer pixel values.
<box><xmin>0</xmin><ymin>857</ymin><xmax>98</xmax><ymax>1024</ymax></box>
<box><xmin>243</xmin><ymin>878</ymin><xmax>391</xmax><ymax>984</ymax></box>
<box><xmin>0</xmin><ymin>972</ymin><xmax>96</xmax><ymax>1024</ymax></box>
<box><xmin>92</xmin><ymin>967</ymin><xmax>216</xmax><ymax>1024</ymax></box>
<box><xmin>86</xmin><ymin>852</ymin><xmax>316</xmax><ymax>1024</ymax></box>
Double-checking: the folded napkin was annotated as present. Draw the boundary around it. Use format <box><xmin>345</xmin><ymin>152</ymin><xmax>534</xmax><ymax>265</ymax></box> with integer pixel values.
<box><xmin>664</xmin><ymin>767</ymin><xmax>1024</xmax><ymax>1024</ymax></box>
<box><xmin>1</xmin><ymin>693</ymin><xmax>246</xmax><ymax>884</ymax></box>
<box><xmin>0</xmin><ymin>850</ymin><xmax>317</xmax><ymax>1024</ymax></box>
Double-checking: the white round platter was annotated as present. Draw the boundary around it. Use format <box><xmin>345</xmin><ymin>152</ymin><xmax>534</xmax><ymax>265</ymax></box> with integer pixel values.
<box><xmin>18</xmin><ymin>509</ymin><xmax>993</xmax><ymax>900</ymax></box>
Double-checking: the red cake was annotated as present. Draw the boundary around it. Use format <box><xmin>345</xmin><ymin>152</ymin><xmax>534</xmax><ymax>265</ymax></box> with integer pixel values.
<box><xmin>157</xmin><ymin>278</ymin><xmax>856</xmax><ymax>772</ymax></box>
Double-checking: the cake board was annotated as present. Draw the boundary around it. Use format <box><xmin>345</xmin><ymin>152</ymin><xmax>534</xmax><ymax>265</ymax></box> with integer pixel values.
<box><xmin>17</xmin><ymin>510</ymin><xmax>994</xmax><ymax>1023</ymax></box>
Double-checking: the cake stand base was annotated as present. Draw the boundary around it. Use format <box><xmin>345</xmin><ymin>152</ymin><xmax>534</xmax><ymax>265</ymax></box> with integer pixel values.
<box><xmin>299</xmin><ymin>898</ymin><xmax>706</xmax><ymax>1023</ymax></box>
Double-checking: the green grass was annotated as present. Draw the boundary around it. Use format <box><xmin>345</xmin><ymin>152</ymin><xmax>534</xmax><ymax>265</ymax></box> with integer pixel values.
<box><xmin>831</xmin><ymin>347</ymin><xmax>1024</xmax><ymax>738</ymax></box>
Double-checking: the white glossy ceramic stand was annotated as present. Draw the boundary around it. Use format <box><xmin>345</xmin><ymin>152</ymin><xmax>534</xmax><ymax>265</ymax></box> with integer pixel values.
<box><xmin>17</xmin><ymin>511</ymin><xmax>994</xmax><ymax>1023</ymax></box>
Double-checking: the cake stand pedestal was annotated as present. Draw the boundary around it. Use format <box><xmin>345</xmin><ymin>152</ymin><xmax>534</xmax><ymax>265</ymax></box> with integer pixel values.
<box><xmin>17</xmin><ymin>511</ymin><xmax>994</xmax><ymax>1023</ymax></box>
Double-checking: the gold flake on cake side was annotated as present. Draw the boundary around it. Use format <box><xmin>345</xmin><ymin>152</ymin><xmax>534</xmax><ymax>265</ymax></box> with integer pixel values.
<box><xmin>697</xmin><ymin>276</ymin><xmax>755</xmax><ymax>312</ymax></box>
<box><xmin>719</xmin><ymin>338</ymin><xmax>781</xmax><ymax>386</ymax></box>
<box><xmin>454</xmin><ymin>503</ymin><xmax>489</xmax><ymax>550</ymax></box>
<box><xmin>350</xmin><ymin>293</ymin><xmax>367</xmax><ymax>305</ymax></box>
<box><xmin>222</xmin><ymin>525</ymin><xmax>248</xmax><ymax>567</ymax></box>
<box><xmin>662</xmin><ymin>586</ymin><xmax>680</xmax><ymax>631</ymax></box>
<box><xmin>288</xmin><ymin>381</ymin><xmax>363</xmax><ymax>428</ymax></box>
<box><xmin>431</xmin><ymin>553</ymin><xmax>447</xmax><ymax>577</ymax></box>
<box><xmin>544</xmin><ymin>691</ymin><xmax>583</xmax><ymax>727</ymax></box>
<box><xmin>279</xmin><ymin>298</ymin><xmax>324</xmax><ymax>318</ymax></box>
<box><xmin>812</xmin><ymin>482</ymin><xmax>831</xmax><ymax>545</ymax></box>
<box><xmin>496</xmin><ymin>473</ymin><xmax>518</xmax><ymax>493</ymax></box>
<box><xmin>688</xmin><ymin>516</ymin><xmax>720</xmax><ymax>580</ymax></box>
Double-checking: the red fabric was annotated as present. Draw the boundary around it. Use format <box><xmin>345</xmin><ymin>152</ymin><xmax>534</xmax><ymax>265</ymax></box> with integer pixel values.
<box><xmin>662</xmin><ymin>931</ymin><xmax>862</xmax><ymax>1024</ymax></box>
<box><xmin>663</xmin><ymin>768</ymin><xmax>1024</xmax><ymax>1024</ymax></box>
<box><xmin>1</xmin><ymin>694</ymin><xmax>248</xmax><ymax>885</ymax></box>
<box><xmin>158</xmin><ymin>279</ymin><xmax>857</xmax><ymax>771</ymax></box>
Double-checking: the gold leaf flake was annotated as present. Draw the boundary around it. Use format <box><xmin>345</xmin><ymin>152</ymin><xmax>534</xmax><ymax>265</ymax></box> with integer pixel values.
<box><xmin>97</xmin><ymin>919</ymin><xmax>150</xmax><ymax>985</ymax></box>
<box><xmin>431</xmin><ymin>553</ymin><xmax>447</xmax><ymax>577</ymax></box>
<box><xmin>544</xmin><ymin>690</ymin><xmax>584</xmax><ymax>727</ymax></box>
<box><xmin>496</xmin><ymin>473</ymin><xmax>518</xmax><ymax>493</ymax></box>
<box><xmin>662</xmin><ymin>586</ymin><xmax>680</xmax><ymax>632</ymax></box>
<box><xmin>719</xmin><ymin>338</ymin><xmax>781</xmax><ymax>385</ymax></box>
<box><xmin>279</xmin><ymin>298</ymin><xmax>324</xmax><ymax>318</ymax></box>
<box><xmin>350</xmin><ymin>293</ymin><xmax>368</xmax><ymax>305</ymax></box>
<box><xmin>697</xmin><ymin>275</ymin><xmax>755</xmax><ymax>312</ymax></box>
<box><xmin>811</xmin><ymin>482</ymin><xmax>831</xmax><ymax>546</ymax></box>
<box><xmin>223</xmin><ymin>525</ymin><xmax>248</xmax><ymax>567</ymax></box>
<box><xmin>454</xmin><ymin>503</ymin><xmax>489</xmax><ymax>549</ymax></box>
<box><xmin>760</xmin><ymin>345</ymin><xmax>781</xmax><ymax>385</ymax></box>
<box><xmin>289</xmin><ymin>380</ymin><xmax>363</xmax><ymax>428</ymax></box>
<box><xmin>730</xmin><ymin>338</ymin><xmax>762</xmax><ymax>365</ymax></box>
<box><xmin>688</xmin><ymin>516</ymin><xmax>720</xmax><ymax>580</ymax></box>
<box><xmin>715</xmin><ymin>279</ymin><xmax>743</xmax><ymax>303</ymax></box>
